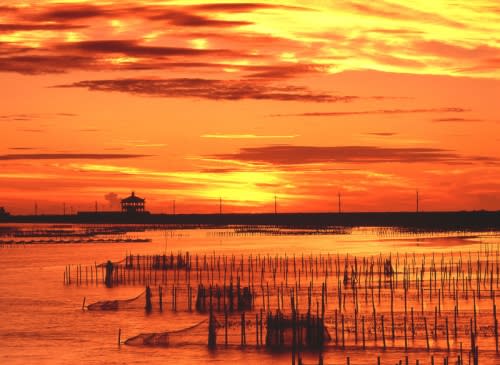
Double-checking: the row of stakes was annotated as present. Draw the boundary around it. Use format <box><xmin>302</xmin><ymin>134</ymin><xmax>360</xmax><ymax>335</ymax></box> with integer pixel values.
<box><xmin>69</xmin><ymin>248</ymin><xmax>499</xmax><ymax>364</ymax></box>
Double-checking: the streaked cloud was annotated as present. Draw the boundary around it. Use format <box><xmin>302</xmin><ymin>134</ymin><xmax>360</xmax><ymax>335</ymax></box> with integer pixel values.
<box><xmin>212</xmin><ymin>145</ymin><xmax>497</xmax><ymax>165</ymax></box>
<box><xmin>0</xmin><ymin>23</ymin><xmax>86</xmax><ymax>32</ymax></box>
<box><xmin>432</xmin><ymin>118</ymin><xmax>484</xmax><ymax>123</ymax></box>
<box><xmin>271</xmin><ymin>108</ymin><xmax>469</xmax><ymax>117</ymax></box>
<box><xmin>365</xmin><ymin>132</ymin><xmax>397</xmax><ymax>137</ymax></box>
<box><xmin>201</xmin><ymin>134</ymin><xmax>299</xmax><ymax>139</ymax></box>
<box><xmin>0</xmin><ymin>112</ymin><xmax>76</xmax><ymax>121</ymax></box>
<box><xmin>56</xmin><ymin>78</ymin><xmax>358</xmax><ymax>102</ymax></box>
<box><xmin>346</xmin><ymin>2</ymin><xmax>465</xmax><ymax>28</ymax></box>
<box><xmin>56</xmin><ymin>39</ymin><xmax>239</xmax><ymax>57</ymax></box>
<box><xmin>8</xmin><ymin>147</ymin><xmax>38</xmax><ymax>150</ymax></box>
<box><xmin>0</xmin><ymin>153</ymin><xmax>151</xmax><ymax>161</ymax></box>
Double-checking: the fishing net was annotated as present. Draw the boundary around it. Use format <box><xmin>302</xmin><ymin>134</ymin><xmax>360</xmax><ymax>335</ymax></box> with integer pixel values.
<box><xmin>195</xmin><ymin>283</ymin><xmax>253</xmax><ymax>313</ymax></box>
<box><xmin>124</xmin><ymin>319</ymin><xmax>218</xmax><ymax>347</ymax></box>
<box><xmin>95</xmin><ymin>258</ymin><xmax>126</xmax><ymax>268</ymax></box>
<box><xmin>87</xmin><ymin>291</ymin><xmax>146</xmax><ymax>311</ymax></box>
<box><xmin>265</xmin><ymin>311</ymin><xmax>331</xmax><ymax>348</ymax></box>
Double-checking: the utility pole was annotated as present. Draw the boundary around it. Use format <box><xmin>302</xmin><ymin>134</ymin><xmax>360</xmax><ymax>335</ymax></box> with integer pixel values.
<box><xmin>164</xmin><ymin>231</ymin><xmax>168</xmax><ymax>254</ymax></box>
<box><xmin>416</xmin><ymin>190</ymin><xmax>419</xmax><ymax>213</ymax></box>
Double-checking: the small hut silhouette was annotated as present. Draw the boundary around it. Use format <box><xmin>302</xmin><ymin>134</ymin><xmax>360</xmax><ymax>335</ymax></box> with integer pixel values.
<box><xmin>121</xmin><ymin>192</ymin><xmax>146</xmax><ymax>214</ymax></box>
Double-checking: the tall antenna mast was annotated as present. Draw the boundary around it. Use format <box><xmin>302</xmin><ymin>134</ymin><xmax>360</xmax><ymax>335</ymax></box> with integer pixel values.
<box><xmin>95</xmin><ymin>201</ymin><xmax>98</xmax><ymax>212</ymax></box>
<box><xmin>274</xmin><ymin>195</ymin><xmax>277</xmax><ymax>215</ymax></box>
<box><xmin>338</xmin><ymin>192</ymin><xmax>341</xmax><ymax>213</ymax></box>
<box><xmin>219</xmin><ymin>197</ymin><xmax>222</xmax><ymax>215</ymax></box>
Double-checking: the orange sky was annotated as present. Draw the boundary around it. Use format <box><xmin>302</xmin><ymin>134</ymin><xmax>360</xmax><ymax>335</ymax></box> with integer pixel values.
<box><xmin>1</xmin><ymin>0</ymin><xmax>500</xmax><ymax>214</ymax></box>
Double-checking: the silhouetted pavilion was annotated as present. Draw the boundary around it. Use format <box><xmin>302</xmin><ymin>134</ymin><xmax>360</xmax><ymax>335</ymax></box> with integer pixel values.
<box><xmin>121</xmin><ymin>192</ymin><xmax>145</xmax><ymax>214</ymax></box>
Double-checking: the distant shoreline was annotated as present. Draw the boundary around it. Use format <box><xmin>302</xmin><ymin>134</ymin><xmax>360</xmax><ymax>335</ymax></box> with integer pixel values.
<box><xmin>1</xmin><ymin>211</ymin><xmax>499</xmax><ymax>230</ymax></box>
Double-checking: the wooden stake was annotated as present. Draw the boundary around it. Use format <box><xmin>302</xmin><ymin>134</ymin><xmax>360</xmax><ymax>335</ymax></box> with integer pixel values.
<box><xmin>424</xmin><ymin>316</ymin><xmax>430</xmax><ymax>351</ymax></box>
<box><xmin>381</xmin><ymin>314</ymin><xmax>386</xmax><ymax>350</ymax></box>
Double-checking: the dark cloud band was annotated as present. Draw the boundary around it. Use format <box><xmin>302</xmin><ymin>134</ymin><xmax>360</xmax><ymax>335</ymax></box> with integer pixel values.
<box><xmin>211</xmin><ymin>145</ymin><xmax>497</xmax><ymax>165</ymax></box>
<box><xmin>55</xmin><ymin>78</ymin><xmax>358</xmax><ymax>102</ymax></box>
<box><xmin>0</xmin><ymin>153</ymin><xmax>151</xmax><ymax>161</ymax></box>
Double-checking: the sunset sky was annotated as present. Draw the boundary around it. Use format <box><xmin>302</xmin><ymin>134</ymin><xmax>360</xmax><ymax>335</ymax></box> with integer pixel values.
<box><xmin>1</xmin><ymin>0</ymin><xmax>500</xmax><ymax>214</ymax></box>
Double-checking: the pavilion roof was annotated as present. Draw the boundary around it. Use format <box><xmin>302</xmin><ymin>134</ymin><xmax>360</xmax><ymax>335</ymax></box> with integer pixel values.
<box><xmin>121</xmin><ymin>192</ymin><xmax>145</xmax><ymax>203</ymax></box>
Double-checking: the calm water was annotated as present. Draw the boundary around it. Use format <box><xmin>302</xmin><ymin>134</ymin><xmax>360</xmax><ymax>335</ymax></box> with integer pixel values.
<box><xmin>0</xmin><ymin>224</ymin><xmax>498</xmax><ymax>364</ymax></box>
